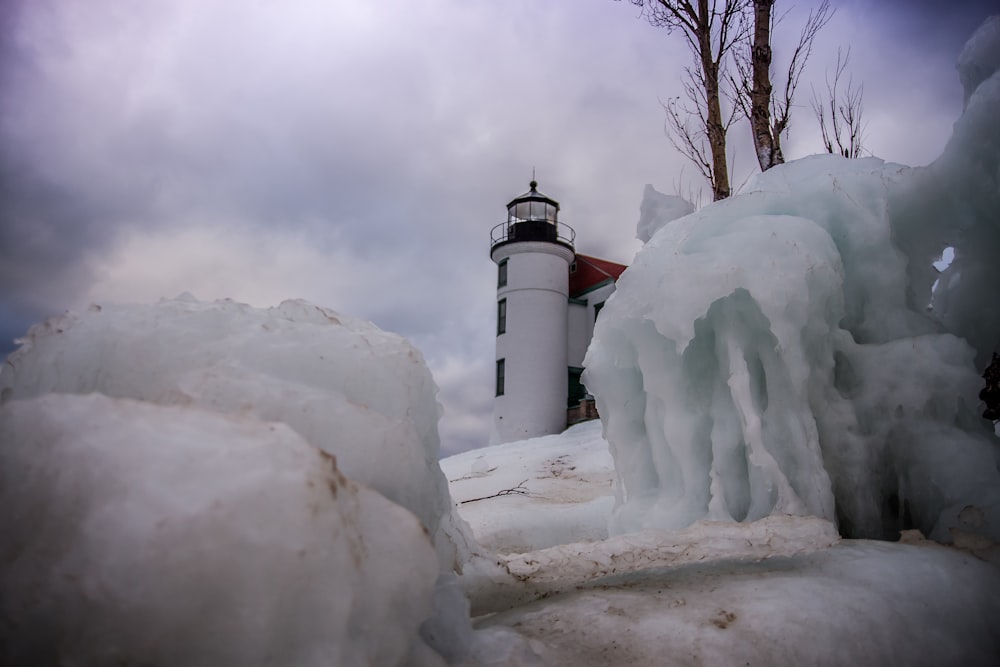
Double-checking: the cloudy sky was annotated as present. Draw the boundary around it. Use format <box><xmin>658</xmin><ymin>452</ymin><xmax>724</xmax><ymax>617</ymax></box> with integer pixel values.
<box><xmin>1</xmin><ymin>0</ymin><xmax>995</xmax><ymax>455</ymax></box>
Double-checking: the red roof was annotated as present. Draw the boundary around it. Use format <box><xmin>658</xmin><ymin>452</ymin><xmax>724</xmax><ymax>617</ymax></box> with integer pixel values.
<box><xmin>569</xmin><ymin>254</ymin><xmax>628</xmax><ymax>298</ymax></box>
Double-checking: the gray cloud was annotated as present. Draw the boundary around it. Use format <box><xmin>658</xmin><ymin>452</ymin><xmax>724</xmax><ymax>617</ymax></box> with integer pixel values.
<box><xmin>1</xmin><ymin>0</ymin><xmax>995</xmax><ymax>453</ymax></box>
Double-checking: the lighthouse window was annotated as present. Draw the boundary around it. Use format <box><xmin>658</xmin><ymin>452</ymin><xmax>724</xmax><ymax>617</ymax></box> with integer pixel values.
<box><xmin>497</xmin><ymin>299</ymin><xmax>507</xmax><ymax>335</ymax></box>
<box><xmin>594</xmin><ymin>301</ymin><xmax>605</xmax><ymax>321</ymax></box>
<box><xmin>513</xmin><ymin>201</ymin><xmax>531</xmax><ymax>221</ymax></box>
<box><xmin>496</xmin><ymin>359</ymin><xmax>505</xmax><ymax>396</ymax></box>
<box><xmin>568</xmin><ymin>367</ymin><xmax>587</xmax><ymax>408</ymax></box>
<box><xmin>498</xmin><ymin>259</ymin><xmax>508</xmax><ymax>287</ymax></box>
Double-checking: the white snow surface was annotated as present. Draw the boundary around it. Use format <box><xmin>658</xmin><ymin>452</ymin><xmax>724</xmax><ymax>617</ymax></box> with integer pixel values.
<box><xmin>441</xmin><ymin>420</ymin><xmax>614</xmax><ymax>553</ymax></box>
<box><xmin>584</xmin><ymin>16</ymin><xmax>1000</xmax><ymax>543</ymax></box>
<box><xmin>477</xmin><ymin>533</ymin><xmax>1000</xmax><ymax>667</ymax></box>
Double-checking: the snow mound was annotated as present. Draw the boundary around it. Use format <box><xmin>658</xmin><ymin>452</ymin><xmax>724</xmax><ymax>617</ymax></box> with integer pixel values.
<box><xmin>0</xmin><ymin>296</ymin><xmax>474</xmax><ymax>570</ymax></box>
<box><xmin>0</xmin><ymin>296</ymin><xmax>487</xmax><ymax>665</ymax></box>
<box><xmin>584</xmin><ymin>20</ymin><xmax>1000</xmax><ymax>542</ymax></box>
<box><xmin>0</xmin><ymin>393</ymin><xmax>439</xmax><ymax>666</ymax></box>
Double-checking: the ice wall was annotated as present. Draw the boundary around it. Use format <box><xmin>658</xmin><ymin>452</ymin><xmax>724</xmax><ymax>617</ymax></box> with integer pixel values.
<box><xmin>585</xmin><ymin>17</ymin><xmax>1000</xmax><ymax>543</ymax></box>
<box><xmin>0</xmin><ymin>296</ymin><xmax>480</xmax><ymax>665</ymax></box>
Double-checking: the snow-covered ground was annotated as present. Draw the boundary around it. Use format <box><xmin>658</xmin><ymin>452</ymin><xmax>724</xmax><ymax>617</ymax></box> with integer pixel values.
<box><xmin>442</xmin><ymin>427</ymin><xmax>1000</xmax><ymax>666</ymax></box>
<box><xmin>478</xmin><ymin>535</ymin><xmax>1000</xmax><ymax>667</ymax></box>
<box><xmin>441</xmin><ymin>421</ymin><xmax>613</xmax><ymax>554</ymax></box>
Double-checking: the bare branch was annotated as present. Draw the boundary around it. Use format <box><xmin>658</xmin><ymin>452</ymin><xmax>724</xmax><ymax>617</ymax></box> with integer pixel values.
<box><xmin>773</xmin><ymin>0</ymin><xmax>832</xmax><ymax>136</ymax></box>
<box><xmin>664</xmin><ymin>95</ymin><xmax>715</xmax><ymax>186</ymax></box>
<box><xmin>626</xmin><ymin>0</ymin><xmax>701</xmax><ymax>35</ymax></box>
<box><xmin>622</xmin><ymin>0</ymin><xmax>749</xmax><ymax>200</ymax></box>
<box><xmin>810</xmin><ymin>47</ymin><xmax>867</xmax><ymax>158</ymax></box>
<box><xmin>672</xmin><ymin>166</ymin><xmax>706</xmax><ymax>209</ymax></box>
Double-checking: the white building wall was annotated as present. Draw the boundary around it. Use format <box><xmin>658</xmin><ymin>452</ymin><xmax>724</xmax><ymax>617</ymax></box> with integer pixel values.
<box><xmin>567</xmin><ymin>281</ymin><xmax>617</xmax><ymax>369</ymax></box>
<box><xmin>567</xmin><ymin>302</ymin><xmax>590</xmax><ymax>368</ymax></box>
<box><xmin>491</xmin><ymin>241</ymin><xmax>574</xmax><ymax>443</ymax></box>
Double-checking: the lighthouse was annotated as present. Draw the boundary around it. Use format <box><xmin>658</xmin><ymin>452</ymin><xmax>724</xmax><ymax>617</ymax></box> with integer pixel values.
<box><xmin>489</xmin><ymin>180</ymin><xmax>576</xmax><ymax>443</ymax></box>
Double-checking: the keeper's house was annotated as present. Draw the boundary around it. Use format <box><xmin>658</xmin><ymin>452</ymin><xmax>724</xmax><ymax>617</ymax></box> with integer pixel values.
<box><xmin>489</xmin><ymin>180</ymin><xmax>627</xmax><ymax>444</ymax></box>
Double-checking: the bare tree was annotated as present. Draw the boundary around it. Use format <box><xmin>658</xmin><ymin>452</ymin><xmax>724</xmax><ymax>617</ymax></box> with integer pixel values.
<box><xmin>810</xmin><ymin>47</ymin><xmax>867</xmax><ymax>158</ymax></box>
<box><xmin>625</xmin><ymin>0</ymin><xmax>749</xmax><ymax>201</ymax></box>
<box><xmin>732</xmin><ymin>0</ymin><xmax>832</xmax><ymax>171</ymax></box>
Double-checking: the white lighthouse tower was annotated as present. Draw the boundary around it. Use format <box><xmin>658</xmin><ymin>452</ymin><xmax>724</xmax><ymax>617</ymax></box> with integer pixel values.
<box><xmin>490</xmin><ymin>180</ymin><xmax>576</xmax><ymax>443</ymax></box>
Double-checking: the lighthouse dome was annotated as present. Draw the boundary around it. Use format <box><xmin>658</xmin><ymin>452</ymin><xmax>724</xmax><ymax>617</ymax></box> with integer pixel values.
<box><xmin>507</xmin><ymin>180</ymin><xmax>560</xmax><ymax>224</ymax></box>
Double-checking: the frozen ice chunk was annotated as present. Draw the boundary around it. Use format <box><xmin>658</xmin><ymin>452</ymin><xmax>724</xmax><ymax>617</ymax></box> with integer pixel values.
<box><xmin>635</xmin><ymin>183</ymin><xmax>695</xmax><ymax>243</ymax></box>
<box><xmin>0</xmin><ymin>296</ymin><xmax>484</xmax><ymax>663</ymax></box>
<box><xmin>0</xmin><ymin>296</ymin><xmax>475</xmax><ymax>572</ymax></box>
<box><xmin>0</xmin><ymin>393</ymin><xmax>439</xmax><ymax>666</ymax></box>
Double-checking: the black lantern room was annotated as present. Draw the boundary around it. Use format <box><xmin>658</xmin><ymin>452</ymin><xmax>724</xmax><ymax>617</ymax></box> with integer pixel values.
<box><xmin>508</xmin><ymin>180</ymin><xmax>559</xmax><ymax>225</ymax></box>
<box><xmin>490</xmin><ymin>180</ymin><xmax>575</xmax><ymax>252</ymax></box>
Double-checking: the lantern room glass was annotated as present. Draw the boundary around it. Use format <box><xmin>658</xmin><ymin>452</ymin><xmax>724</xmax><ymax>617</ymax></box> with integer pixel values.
<box><xmin>507</xmin><ymin>181</ymin><xmax>559</xmax><ymax>225</ymax></box>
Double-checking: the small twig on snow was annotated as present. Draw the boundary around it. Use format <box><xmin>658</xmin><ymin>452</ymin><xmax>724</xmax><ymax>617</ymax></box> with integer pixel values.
<box><xmin>459</xmin><ymin>479</ymin><xmax>530</xmax><ymax>504</ymax></box>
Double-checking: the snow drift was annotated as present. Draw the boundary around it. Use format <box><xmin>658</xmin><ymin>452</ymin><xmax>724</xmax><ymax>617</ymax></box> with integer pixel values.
<box><xmin>584</xmin><ymin>16</ymin><xmax>1000</xmax><ymax>542</ymax></box>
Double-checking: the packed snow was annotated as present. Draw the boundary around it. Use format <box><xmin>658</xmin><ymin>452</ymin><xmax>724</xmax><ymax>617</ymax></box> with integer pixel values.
<box><xmin>440</xmin><ymin>420</ymin><xmax>613</xmax><ymax>553</ymax></box>
<box><xmin>1</xmin><ymin>15</ymin><xmax>999</xmax><ymax>667</ymax></box>
<box><xmin>475</xmin><ymin>535</ymin><xmax>1000</xmax><ymax>666</ymax></box>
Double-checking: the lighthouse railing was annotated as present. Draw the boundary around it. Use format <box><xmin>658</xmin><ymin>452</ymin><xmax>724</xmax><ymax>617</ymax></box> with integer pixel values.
<box><xmin>490</xmin><ymin>220</ymin><xmax>576</xmax><ymax>251</ymax></box>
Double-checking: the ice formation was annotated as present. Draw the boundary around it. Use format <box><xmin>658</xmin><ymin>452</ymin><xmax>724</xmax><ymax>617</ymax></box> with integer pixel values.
<box><xmin>634</xmin><ymin>183</ymin><xmax>695</xmax><ymax>243</ymax></box>
<box><xmin>585</xmin><ymin>16</ymin><xmax>1000</xmax><ymax>542</ymax></box>
<box><xmin>0</xmin><ymin>393</ymin><xmax>438</xmax><ymax>666</ymax></box>
<box><xmin>0</xmin><ymin>297</ymin><xmax>480</xmax><ymax>665</ymax></box>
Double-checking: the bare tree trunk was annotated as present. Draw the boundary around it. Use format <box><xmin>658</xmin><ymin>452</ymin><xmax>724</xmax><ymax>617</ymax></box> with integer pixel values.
<box><xmin>749</xmin><ymin>0</ymin><xmax>782</xmax><ymax>170</ymax></box>
<box><xmin>735</xmin><ymin>0</ymin><xmax>830</xmax><ymax>171</ymax></box>
<box><xmin>698</xmin><ymin>1</ymin><xmax>731</xmax><ymax>201</ymax></box>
